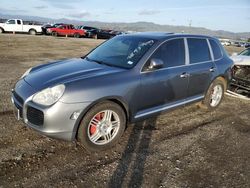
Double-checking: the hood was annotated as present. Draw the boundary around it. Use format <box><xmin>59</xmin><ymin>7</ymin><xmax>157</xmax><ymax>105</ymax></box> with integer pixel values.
<box><xmin>230</xmin><ymin>55</ymin><xmax>250</xmax><ymax>66</ymax></box>
<box><xmin>24</xmin><ymin>58</ymin><xmax>125</xmax><ymax>90</ymax></box>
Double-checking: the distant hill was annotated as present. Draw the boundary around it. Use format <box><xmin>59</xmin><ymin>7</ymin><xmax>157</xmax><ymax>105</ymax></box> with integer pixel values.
<box><xmin>0</xmin><ymin>13</ymin><xmax>249</xmax><ymax>40</ymax></box>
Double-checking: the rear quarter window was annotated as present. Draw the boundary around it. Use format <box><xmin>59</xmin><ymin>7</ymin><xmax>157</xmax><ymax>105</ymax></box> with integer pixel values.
<box><xmin>209</xmin><ymin>39</ymin><xmax>223</xmax><ymax>60</ymax></box>
<box><xmin>187</xmin><ymin>38</ymin><xmax>211</xmax><ymax>64</ymax></box>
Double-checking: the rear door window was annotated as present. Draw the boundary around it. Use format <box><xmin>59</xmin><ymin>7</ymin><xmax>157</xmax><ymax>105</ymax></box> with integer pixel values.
<box><xmin>151</xmin><ymin>38</ymin><xmax>185</xmax><ymax>68</ymax></box>
<box><xmin>187</xmin><ymin>38</ymin><xmax>211</xmax><ymax>64</ymax></box>
<box><xmin>209</xmin><ymin>39</ymin><xmax>223</xmax><ymax>60</ymax></box>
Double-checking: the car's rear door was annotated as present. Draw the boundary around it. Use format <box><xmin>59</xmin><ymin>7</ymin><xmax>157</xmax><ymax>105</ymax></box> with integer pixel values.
<box><xmin>186</xmin><ymin>38</ymin><xmax>215</xmax><ymax>98</ymax></box>
<box><xmin>137</xmin><ymin>38</ymin><xmax>189</xmax><ymax>117</ymax></box>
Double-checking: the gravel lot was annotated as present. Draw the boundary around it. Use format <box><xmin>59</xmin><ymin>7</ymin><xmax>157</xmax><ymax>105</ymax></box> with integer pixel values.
<box><xmin>0</xmin><ymin>34</ymin><xmax>249</xmax><ymax>188</ymax></box>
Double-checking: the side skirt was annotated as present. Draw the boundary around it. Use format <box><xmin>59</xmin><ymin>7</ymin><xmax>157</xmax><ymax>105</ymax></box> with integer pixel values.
<box><xmin>134</xmin><ymin>95</ymin><xmax>204</xmax><ymax>120</ymax></box>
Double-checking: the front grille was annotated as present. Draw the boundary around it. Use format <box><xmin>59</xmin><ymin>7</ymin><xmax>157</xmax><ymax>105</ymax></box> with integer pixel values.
<box><xmin>27</xmin><ymin>106</ymin><xmax>44</xmax><ymax>126</ymax></box>
<box><xmin>13</xmin><ymin>91</ymin><xmax>24</xmax><ymax>106</ymax></box>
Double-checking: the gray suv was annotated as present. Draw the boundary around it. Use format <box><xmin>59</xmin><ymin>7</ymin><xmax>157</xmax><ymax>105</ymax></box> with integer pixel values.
<box><xmin>11</xmin><ymin>33</ymin><xmax>233</xmax><ymax>151</ymax></box>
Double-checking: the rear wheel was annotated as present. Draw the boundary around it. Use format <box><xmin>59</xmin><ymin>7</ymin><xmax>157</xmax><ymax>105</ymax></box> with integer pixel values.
<box><xmin>74</xmin><ymin>33</ymin><xmax>80</xmax><ymax>38</ymax></box>
<box><xmin>77</xmin><ymin>101</ymin><xmax>126</xmax><ymax>152</ymax></box>
<box><xmin>0</xmin><ymin>28</ymin><xmax>4</xmax><ymax>33</ymax></box>
<box><xmin>199</xmin><ymin>79</ymin><xmax>225</xmax><ymax>110</ymax></box>
<box><xmin>29</xmin><ymin>29</ymin><xmax>36</xmax><ymax>35</ymax></box>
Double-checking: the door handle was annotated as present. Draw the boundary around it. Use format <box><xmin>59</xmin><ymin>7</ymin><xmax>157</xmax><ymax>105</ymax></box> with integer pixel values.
<box><xmin>180</xmin><ymin>72</ymin><xmax>189</xmax><ymax>78</ymax></box>
<box><xmin>209</xmin><ymin>67</ymin><xmax>216</xmax><ymax>72</ymax></box>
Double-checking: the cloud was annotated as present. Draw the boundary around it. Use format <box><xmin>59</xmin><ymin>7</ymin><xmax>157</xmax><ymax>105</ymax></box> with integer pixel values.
<box><xmin>34</xmin><ymin>6</ymin><xmax>48</xmax><ymax>10</ymax></box>
<box><xmin>104</xmin><ymin>8</ymin><xmax>114</xmax><ymax>14</ymax></box>
<box><xmin>54</xmin><ymin>3</ymin><xmax>74</xmax><ymax>9</ymax></box>
<box><xmin>0</xmin><ymin>7</ymin><xmax>28</xmax><ymax>14</ymax></box>
<box><xmin>67</xmin><ymin>12</ymin><xmax>91</xmax><ymax>18</ymax></box>
<box><xmin>138</xmin><ymin>10</ymin><xmax>161</xmax><ymax>16</ymax></box>
<box><xmin>41</xmin><ymin>0</ymin><xmax>78</xmax><ymax>9</ymax></box>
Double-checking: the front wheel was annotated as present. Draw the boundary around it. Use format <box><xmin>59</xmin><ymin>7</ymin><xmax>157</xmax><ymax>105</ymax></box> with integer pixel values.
<box><xmin>77</xmin><ymin>101</ymin><xmax>126</xmax><ymax>151</ymax></box>
<box><xmin>0</xmin><ymin>28</ymin><xmax>4</xmax><ymax>34</ymax></box>
<box><xmin>74</xmin><ymin>33</ymin><xmax>80</xmax><ymax>38</ymax></box>
<box><xmin>199</xmin><ymin>79</ymin><xmax>225</xmax><ymax>110</ymax></box>
<box><xmin>51</xmin><ymin>31</ymin><xmax>58</xmax><ymax>37</ymax></box>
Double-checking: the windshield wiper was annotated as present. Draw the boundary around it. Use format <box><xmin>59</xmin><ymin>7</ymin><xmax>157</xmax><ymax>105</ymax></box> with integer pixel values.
<box><xmin>85</xmin><ymin>57</ymin><xmax>116</xmax><ymax>67</ymax></box>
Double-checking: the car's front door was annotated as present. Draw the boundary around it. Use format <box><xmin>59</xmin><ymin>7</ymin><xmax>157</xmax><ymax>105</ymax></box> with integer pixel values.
<box><xmin>137</xmin><ymin>38</ymin><xmax>189</xmax><ymax>116</ymax></box>
<box><xmin>4</xmin><ymin>19</ymin><xmax>16</xmax><ymax>32</ymax></box>
<box><xmin>186</xmin><ymin>38</ymin><xmax>214</xmax><ymax>98</ymax></box>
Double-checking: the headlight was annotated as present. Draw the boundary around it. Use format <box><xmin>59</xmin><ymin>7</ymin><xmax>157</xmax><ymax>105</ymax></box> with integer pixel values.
<box><xmin>32</xmin><ymin>84</ymin><xmax>65</xmax><ymax>106</ymax></box>
<box><xmin>21</xmin><ymin>68</ymin><xmax>32</xmax><ymax>79</ymax></box>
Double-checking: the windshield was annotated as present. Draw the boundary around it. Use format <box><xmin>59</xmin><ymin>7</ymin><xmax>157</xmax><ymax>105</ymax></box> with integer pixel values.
<box><xmin>86</xmin><ymin>36</ymin><xmax>156</xmax><ymax>69</ymax></box>
<box><xmin>239</xmin><ymin>48</ymin><xmax>250</xmax><ymax>56</ymax></box>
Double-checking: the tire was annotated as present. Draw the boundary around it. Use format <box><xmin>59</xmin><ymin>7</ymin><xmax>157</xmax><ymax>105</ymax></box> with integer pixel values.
<box><xmin>77</xmin><ymin>101</ymin><xmax>126</xmax><ymax>152</ymax></box>
<box><xmin>199</xmin><ymin>79</ymin><xmax>225</xmax><ymax>110</ymax></box>
<box><xmin>29</xmin><ymin>29</ymin><xmax>36</xmax><ymax>35</ymax></box>
<box><xmin>74</xmin><ymin>33</ymin><xmax>80</xmax><ymax>38</ymax></box>
<box><xmin>0</xmin><ymin>28</ymin><xmax>4</xmax><ymax>34</ymax></box>
<box><xmin>51</xmin><ymin>31</ymin><xmax>58</xmax><ymax>37</ymax></box>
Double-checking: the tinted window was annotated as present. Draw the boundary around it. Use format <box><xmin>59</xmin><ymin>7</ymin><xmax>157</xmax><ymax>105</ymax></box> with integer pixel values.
<box><xmin>17</xmin><ymin>20</ymin><xmax>21</xmax><ymax>25</ymax></box>
<box><xmin>188</xmin><ymin>38</ymin><xmax>211</xmax><ymax>63</ymax></box>
<box><xmin>209</xmin><ymin>39</ymin><xmax>222</xmax><ymax>59</ymax></box>
<box><xmin>59</xmin><ymin>26</ymin><xmax>66</xmax><ymax>29</ymax></box>
<box><xmin>151</xmin><ymin>39</ymin><xmax>185</xmax><ymax>68</ymax></box>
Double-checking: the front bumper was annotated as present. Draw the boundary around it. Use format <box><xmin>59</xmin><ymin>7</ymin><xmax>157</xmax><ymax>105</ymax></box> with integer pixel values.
<box><xmin>11</xmin><ymin>79</ymin><xmax>91</xmax><ymax>141</ymax></box>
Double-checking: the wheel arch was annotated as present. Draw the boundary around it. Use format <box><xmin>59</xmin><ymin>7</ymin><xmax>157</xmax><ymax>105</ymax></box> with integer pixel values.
<box><xmin>29</xmin><ymin>28</ymin><xmax>37</xmax><ymax>33</ymax></box>
<box><xmin>0</xmin><ymin>27</ymin><xmax>4</xmax><ymax>32</ymax></box>
<box><xmin>72</xmin><ymin>96</ymin><xmax>129</xmax><ymax>140</ymax></box>
<box><xmin>211</xmin><ymin>75</ymin><xmax>228</xmax><ymax>91</ymax></box>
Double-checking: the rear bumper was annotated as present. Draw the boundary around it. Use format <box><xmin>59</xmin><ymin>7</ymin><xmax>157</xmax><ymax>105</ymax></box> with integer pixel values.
<box><xmin>11</xmin><ymin>80</ymin><xmax>91</xmax><ymax>141</ymax></box>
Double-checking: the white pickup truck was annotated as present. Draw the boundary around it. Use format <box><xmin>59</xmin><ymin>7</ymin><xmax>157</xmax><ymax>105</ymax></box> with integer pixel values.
<box><xmin>0</xmin><ymin>19</ymin><xmax>42</xmax><ymax>35</ymax></box>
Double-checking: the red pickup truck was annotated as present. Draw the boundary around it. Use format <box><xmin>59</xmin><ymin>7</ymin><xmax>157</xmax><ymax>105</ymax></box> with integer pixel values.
<box><xmin>48</xmin><ymin>24</ymin><xmax>86</xmax><ymax>38</ymax></box>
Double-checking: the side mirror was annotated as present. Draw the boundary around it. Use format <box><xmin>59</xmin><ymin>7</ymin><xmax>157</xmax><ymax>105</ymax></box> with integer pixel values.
<box><xmin>232</xmin><ymin>52</ymin><xmax>238</xmax><ymax>56</ymax></box>
<box><xmin>148</xmin><ymin>58</ymin><xmax>164</xmax><ymax>70</ymax></box>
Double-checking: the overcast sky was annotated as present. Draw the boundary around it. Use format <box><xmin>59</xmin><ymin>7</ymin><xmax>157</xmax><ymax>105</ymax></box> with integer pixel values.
<box><xmin>0</xmin><ymin>0</ymin><xmax>250</xmax><ymax>32</ymax></box>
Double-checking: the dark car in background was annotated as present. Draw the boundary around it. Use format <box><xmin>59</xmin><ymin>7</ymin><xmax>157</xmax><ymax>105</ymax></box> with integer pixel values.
<box><xmin>42</xmin><ymin>23</ymin><xmax>64</xmax><ymax>35</ymax></box>
<box><xmin>77</xmin><ymin>26</ymin><xmax>99</xmax><ymax>38</ymax></box>
<box><xmin>11</xmin><ymin>33</ymin><xmax>233</xmax><ymax>151</ymax></box>
<box><xmin>77</xmin><ymin>26</ymin><xmax>126</xmax><ymax>39</ymax></box>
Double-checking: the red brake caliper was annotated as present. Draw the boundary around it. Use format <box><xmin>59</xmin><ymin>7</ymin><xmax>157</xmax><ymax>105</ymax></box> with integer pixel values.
<box><xmin>90</xmin><ymin>112</ymin><xmax>104</xmax><ymax>135</ymax></box>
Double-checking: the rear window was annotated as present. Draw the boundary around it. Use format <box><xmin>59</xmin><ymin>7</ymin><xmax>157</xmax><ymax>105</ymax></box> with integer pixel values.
<box><xmin>209</xmin><ymin>39</ymin><xmax>223</xmax><ymax>59</ymax></box>
<box><xmin>188</xmin><ymin>38</ymin><xmax>211</xmax><ymax>64</ymax></box>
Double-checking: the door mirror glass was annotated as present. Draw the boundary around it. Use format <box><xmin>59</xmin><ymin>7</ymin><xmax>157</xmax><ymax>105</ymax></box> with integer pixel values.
<box><xmin>148</xmin><ymin>58</ymin><xmax>164</xmax><ymax>70</ymax></box>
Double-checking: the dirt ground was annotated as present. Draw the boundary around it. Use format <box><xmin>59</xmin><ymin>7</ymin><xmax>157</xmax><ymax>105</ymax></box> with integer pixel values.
<box><xmin>0</xmin><ymin>34</ymin><xmax>249</xmax><ymax>188</ymax></box>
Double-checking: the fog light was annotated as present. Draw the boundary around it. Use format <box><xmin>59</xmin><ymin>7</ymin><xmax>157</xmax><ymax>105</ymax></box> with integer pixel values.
<box><xmin>70</xmin><ymin>111</ymin><xmax>80</xmax><ymax>120</ymax></box>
